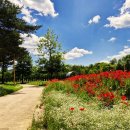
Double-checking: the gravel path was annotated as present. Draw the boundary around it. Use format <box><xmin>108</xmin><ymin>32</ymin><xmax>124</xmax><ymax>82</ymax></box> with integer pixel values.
<box><xmin>0</xmin><ymin>84</ymin><xmax>43</xmax><ymax>130</ymax></box>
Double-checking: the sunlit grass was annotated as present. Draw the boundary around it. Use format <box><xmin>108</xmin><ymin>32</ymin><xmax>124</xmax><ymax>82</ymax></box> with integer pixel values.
<box><xmin>28</xmin><ymin>81</ymin><xmax>47</xmax><ymax>86</ymax></box>
<box><xmin>0</xmin><ymin>84</ymin><xmax>23</xmax><ymax>96</ymax></box>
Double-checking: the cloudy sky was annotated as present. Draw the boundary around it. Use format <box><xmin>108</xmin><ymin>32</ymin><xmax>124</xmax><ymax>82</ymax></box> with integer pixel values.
<box><xmin>9</xmin><ymin>0</ymin><xmax>130</xmax><ymax>65</ymax></box>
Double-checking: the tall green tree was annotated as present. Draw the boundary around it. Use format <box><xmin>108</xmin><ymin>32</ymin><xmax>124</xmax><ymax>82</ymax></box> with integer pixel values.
<box><xmin>116</xmin><ymin>55</ymin><xmax>130</xmax><ymax>71</ymax></box>
<box><xmin>16</xmin><ymin>52</ymin><xmax>32</xmax><ymax>84</ymax></box>
<box><xmin>38</xmin><ymin>29</ymin><xmax>64</xmax><ymax>77</ymax></box>
<box><xmin>110</xmin><ymin>58</ymin><xmax>117</xmax><ymax>65</ymax></box>
<box><xmin>0</xmin><ymin>0</ymin><xmax>41</xmax><ymax>83</ymax></box>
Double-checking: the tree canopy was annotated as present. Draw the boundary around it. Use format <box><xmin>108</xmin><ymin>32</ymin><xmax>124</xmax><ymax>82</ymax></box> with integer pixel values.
<box><xmin>0</xmin><ymin>0</ymin><xmax>41</xmax><ymax>83</ymax></box>
<box><xmin>16</xmin><ymin>52</ymin><xmax>32</xmax><ymax>84</ymax></box>
<box><xmin>37</xmin><ymin>29</ymin><xmax>64</xmax><ymax>77</ymax></box>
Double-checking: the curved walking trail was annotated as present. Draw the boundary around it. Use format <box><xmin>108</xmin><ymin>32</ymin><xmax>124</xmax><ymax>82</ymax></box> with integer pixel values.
<box><xmin>0</xmin><ymin>84</ymin><xmax>43</xmax><ymax>130</ymax></box>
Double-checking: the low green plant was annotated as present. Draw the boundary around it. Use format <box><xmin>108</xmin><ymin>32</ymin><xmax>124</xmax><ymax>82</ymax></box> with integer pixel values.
<box><xmin>29</xmin><ymin>118</ymin><xmax>45</xmax><ymax>130</ymax></box>
<box><xmin>28</xmin><ymin>81</ymin><xmax>47</xmax><ymax>86</ymax></box>
<box><xmin>45</xmin><ymin>81</ymin><xmax>91</xmax><ymax>102</ymax></box>
<box><xmin>0</xmin><ymin>85</ymin><xmax>22</xmax><ymax>96</ymax></box>
<box><xmin>125</xmin><ymin>79</ymin><xmax>130</xmax><ymax>96</ymax></box>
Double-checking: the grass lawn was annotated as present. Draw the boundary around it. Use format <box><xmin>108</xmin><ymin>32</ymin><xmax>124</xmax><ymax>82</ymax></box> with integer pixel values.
<box><xmin>0</xmin><ymin>84</ymin><xmax>23</xmax><ymax>96</ymax></box>
<box><xmin>28</xmin><ymin>81</ymin><xmax>47</xmax><ymax>86</ymax></box>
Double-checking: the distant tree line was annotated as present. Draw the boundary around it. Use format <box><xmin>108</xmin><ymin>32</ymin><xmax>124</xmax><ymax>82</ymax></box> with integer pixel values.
<box><xmin>63</xmin><ymin>55</ymin><xmax>130</xmax><ymax>75</ymax></box>
<box><xmin>3</xmin><ymin>54</ymin><xmax>130</xmax><ymax>82</ymax></box>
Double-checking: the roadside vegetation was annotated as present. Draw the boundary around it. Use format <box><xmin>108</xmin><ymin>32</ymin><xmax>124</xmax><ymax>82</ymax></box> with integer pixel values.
<box><xmin>28</xmin><ymin>81</ymin><xmax>47</xmax><ymax>86</ymax></box>
<box><xmin>0</xmin><ymin>84</ymin><xmax>22</xmax><ymax>96</ymax></box>
<box><xmin>31</xmin><ymin>71</ymin><xmax>130</xmax><ymax>130</ymax></box>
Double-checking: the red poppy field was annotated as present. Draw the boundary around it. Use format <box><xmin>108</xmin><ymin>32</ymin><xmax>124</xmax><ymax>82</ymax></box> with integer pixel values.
<box><xmin>40</xmin><ymin>70</ymin><xmax>130</xmax><ymax>130</ymax></box>
<box><xmin>65</xmin><ymin>70</ymin><xmax>130</xmax><ymax>107</ymax></box>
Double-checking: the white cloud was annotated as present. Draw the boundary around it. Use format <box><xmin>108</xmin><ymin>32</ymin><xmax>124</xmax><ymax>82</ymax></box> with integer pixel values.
<box><xmin>120</xmin><ymin>0</ymin><xmax>130</xmax><ymax>14</ymax></box>
<box><xmin>8</xmin><ymin>0</ymin><xmax>23</xmax><ymax>7</ymax></box>
<box><xmin>124</xmin><ymin>45</ymin><xmax>129</xmax><ymax>48</ymax></box>
<box><xmin>105</xmin><ymin>13</ymin><xmax>130</xmax><ymax>29</ymax></box>
<box><xmin>8</xmin><ymin>0</ymin><xmax>58</xmax><ymax>24</ymax></box>
<box><xmin>21</xmin><ymin>7</ymin><xmax>38</xmax><ymax>24</ymax></box>
<box><xmin>127</xmin><ymin>39</ymin><xmax>130</xmax><ymax>42</ymax></box>
<box><xmin>64</xmin><ymin>47</ymin><xmax>93</xmax><ymax>60</ymax></box>
<box><xmin>105</xmin><ymin>0</ymin><xmax>130</xmax><ymax>29</ymax></box>
<box><xmin>88</xmin><ymin>15</ymin><xmax>101</xmax><ymax>24</ymax></box>
<box><xmin>19</xmin><ymin>33</ymin><xmax>42</xmax><ymax>55</ymax></box>
<box><xmin>99</xmin><ymin>60</ymin><xmax>109</xmax><ymax>63</ymax></box>
<box><xmin>108</xmin><ymin>37</ymin><xmax>117</xmax><ymax>42</ymax></box>
<box><xmin>101</xmin><ymin>46</ymin><xmax>130</xmax><ymax>63</ymax></box>
<box><xmin>22</xmin><ymin>0</ymin><xmax>59</xmax><ymax>17</ymax></box>
<box><xmin>35</xmin><ymin>13</ymin><xmax>43</xmax><ymax>16</ymax></box>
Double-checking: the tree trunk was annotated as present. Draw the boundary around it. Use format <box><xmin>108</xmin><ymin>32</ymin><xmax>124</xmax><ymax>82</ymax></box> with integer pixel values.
<box><xmin>13</xmin><ymin>54</ymin><xmax>16</xmax><ymax>85</ymax></box>
<box><xmin>1</xmin><ymin>61</ymin><xmax>5</xmax><ymax>84</ymax></box>
<box><xmin>21</xmin><ymin>73</ymin><xmax>24</xmax><ymax>84</ymax></box>
<box><xmin>124</xmin><ymin>64</ymin><xmax>126</xmax><ymax>71</ymax></box>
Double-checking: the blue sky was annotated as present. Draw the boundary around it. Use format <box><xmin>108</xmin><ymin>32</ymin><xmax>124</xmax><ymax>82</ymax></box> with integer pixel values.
<box><xmin>10</xmin><ymin>0</ymin><xmax>130</xmax><ymax>65</ymax></box>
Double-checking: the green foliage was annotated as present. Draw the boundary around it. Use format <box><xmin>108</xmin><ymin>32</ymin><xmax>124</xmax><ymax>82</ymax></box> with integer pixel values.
<box><xmin>71</xmin><ymin>65</ymin><xmax>86</xmax><ymax>74</ymax></box>
<box><xmin>28</xmin><ymin>81</ymin><xmax>47</xmax><ymax>86</ymax></box>
<box><xmin>16</xmin><ymin>53</ymin><xmax>32</xmax><ymax>83</ymax></box>
<box><xmin>44</xmin><ymin>82</ymin><xmax>66</xmax><ymax>94</ymax></box>
<box><xmin>59</xmin><ymin>54</ymin><xmax>130</xmax><ymax>76</ymax></box>
<box><xmin>37</xmin><ymin>29</ymin><xmax>64</xmax><ymax>77</ymax></box>
<box><xmin>29</xmin><ymin>118</ymin><xmax>45</xmax><ymax>130</ymax></box>
<box><xmin>125</xmin><ymin>79</ymin><xmax>130</xmax><ymax>96</ymax></box>
<box><xmin>115</xmin><ymin>55</ymin><xmax>130</xmax><ymax>71</ymax></box>
<box><xmin>0</xmin><ymin>84</ymin><xmax>22</xmax><ymax>96</ymax></box>
<box><xmin>0</xmin><ymin>0</ymin><xmax>40</xmax><ymax>83</ymax></box>
<box><xmin>44</xmin><ymin>81</ymin><xmax>90</xmax><ymax>102</ymax></box>
<box><xmin>110</xmin><ymin>58</ymin><xmax>117</xmax><ymax>65</ymax></box>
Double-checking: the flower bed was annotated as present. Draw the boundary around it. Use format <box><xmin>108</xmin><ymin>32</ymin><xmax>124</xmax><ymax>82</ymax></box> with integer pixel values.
<box><xmin>40</xmin><ymin>70</ymin><xmax>130</xmax><ymax>129</ymax></box>
<box><xmin>65</xmin><ymin>70</ymin><xmax>130</xmax><ymax>107</ymax></box>
<box><xmin>43</xmin><ymin>91</ymin><xmax>130</xmax><ymax>130</ymax></box>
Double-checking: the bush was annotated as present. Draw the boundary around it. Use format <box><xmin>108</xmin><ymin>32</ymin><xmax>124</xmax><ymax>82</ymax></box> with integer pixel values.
<box><xmin>0</xmin><ymin>87</ymin><xmax>7</xmax><ymax>96</ymax></box>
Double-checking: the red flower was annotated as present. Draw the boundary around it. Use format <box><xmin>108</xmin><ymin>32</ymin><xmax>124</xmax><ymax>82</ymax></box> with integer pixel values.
<box><xmin>73</xmin><ymin>84</ymin><xmax>79</xmax><ymax>89</ymax></box>
<box><xmin>121</xmin><ymin>95</ymin><xmax>127</xmax><ymax>100</ymax></box>
<box><xmin>70</xmin><ymin>107</ymin><xmax>74</xmax><ymax>111</ymax></box>
<box><xmin>79</xmin><ymin>108</ymin><xmax>85</xmax><ymax>111</ymax></box>
<box><xmin>50</xmin><ymin>79</ymin><xmax>59</xmax><ymax>82</ymax></box>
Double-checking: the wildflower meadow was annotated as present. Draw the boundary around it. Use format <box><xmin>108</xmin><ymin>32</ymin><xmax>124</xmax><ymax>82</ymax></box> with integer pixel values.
<box><xmin>35</xmin><ymin>70</ymin><xmax>130</xmax><ymax>130</ymax></box>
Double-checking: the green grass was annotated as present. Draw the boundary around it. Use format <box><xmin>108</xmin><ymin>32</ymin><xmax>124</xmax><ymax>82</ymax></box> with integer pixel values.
<box><xmin>0</xmin><ymin>84</ymin><xmax>23</xmax><ymax>96</ymax></box>
<box><xmin>28</xmin><ymin>81</ymin><xmax>47</xmax><ymax>86</ymax></box>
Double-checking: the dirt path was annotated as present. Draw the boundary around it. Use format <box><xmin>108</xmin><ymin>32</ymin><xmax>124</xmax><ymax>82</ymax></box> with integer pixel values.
<box><xmin>0</xmin><ymin>84</ymin><xmax>43</xmax><ymax>130</ymax></box>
